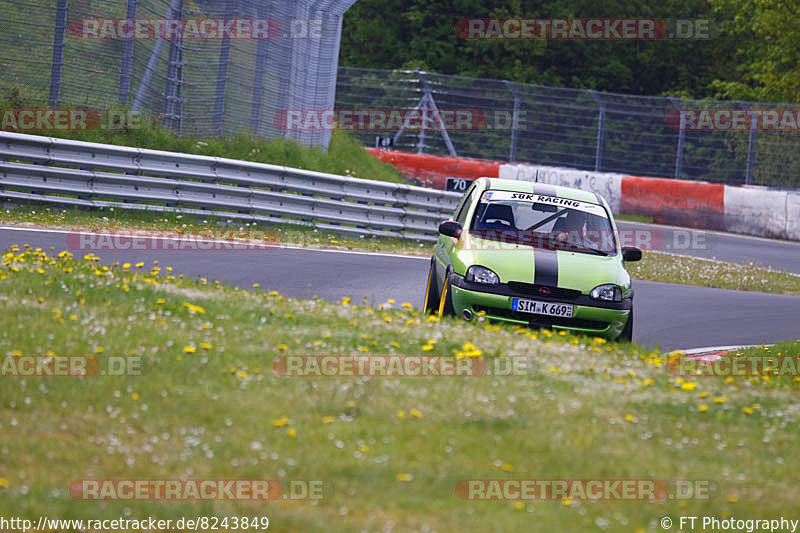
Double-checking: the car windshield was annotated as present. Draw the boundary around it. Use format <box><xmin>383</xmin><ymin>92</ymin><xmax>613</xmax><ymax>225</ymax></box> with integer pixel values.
<box><xmin>469</xmin><ymin>190</ymin><xmax>617</xmax><ymax>254</ymax></box>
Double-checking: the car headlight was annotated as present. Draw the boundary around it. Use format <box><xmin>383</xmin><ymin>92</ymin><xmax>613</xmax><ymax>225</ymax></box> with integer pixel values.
<box><xmin>590</xmin><ymin>284</ymin><xmax>622</xmax><ymax>302</ymax></box>
<box><xmin>465</xmin><ymin>265</ymin><xmax>499</xmax><ymax>285</ymax></box>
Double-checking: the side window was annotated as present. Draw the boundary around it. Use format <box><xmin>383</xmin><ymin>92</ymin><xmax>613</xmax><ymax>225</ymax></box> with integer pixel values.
<box><xmin>454</xmin><ymin>185</ymin><xmax>476</xmax><ymax>225</ymax></box>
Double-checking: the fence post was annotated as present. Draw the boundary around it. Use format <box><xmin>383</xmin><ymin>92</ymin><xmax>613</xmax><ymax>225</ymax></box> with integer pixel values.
<box><xmin>163</xmin><ymin>0</ymin><xmax>185</xmax><ymax>131</ymax></box>
<box><xmin>118</xmin><ymin>0</ymin><xmax>138</xmax><ymax>105</ymax></box>
<box><xmin>48</xmin><ymin>0</ymin><xmax>69</xmax><ymax>107</ymax></box>
<box><xmin>119</xmin><ymin>0</ymin><xmax>138</xmax><ymax>104</ymax></box>
<box><xmin>132</xmin><ymin>0</ymin><xmax>182</xmax><ymax>112</ymax></box>
<box><xmin>250</xmin><ymin>5</ymin><xmax>270</xmax><ymax>134</ymax></box>
<box><xmin>742</xmin><ymin>103</ymin><xmax>756</xmax><ymax>185</ymax></box>
<box><xmin>213</xmin><ymin>0</ymin><xmax>234</xmax><ymax>136</ymax></box>
<box><xmin>505</xmin><ymin>80</ymin><xmax>520</xmax><ymax>162</ymax></box>
<box><xmin>588</xmin><ymin>91</ymin><xmax>605</xmax><ymax>172</ymax></box>
<box><xmin>669</xmin><ymin>98</ymin><xmax>685</xmax><ymax>179</ymax></box>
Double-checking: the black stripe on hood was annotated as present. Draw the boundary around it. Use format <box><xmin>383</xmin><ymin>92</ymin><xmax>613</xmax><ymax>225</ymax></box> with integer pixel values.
<box><xmin>533</xmin><ymin>248</ymin><xmax>558</xmax><ymax>286</ymax></box>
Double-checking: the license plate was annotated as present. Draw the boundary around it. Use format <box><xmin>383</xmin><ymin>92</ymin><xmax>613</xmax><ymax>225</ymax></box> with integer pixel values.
<box><xmin>512</xmin><ymin>298</ymin><xmax>574</xmax><ymax>318</ymax></box>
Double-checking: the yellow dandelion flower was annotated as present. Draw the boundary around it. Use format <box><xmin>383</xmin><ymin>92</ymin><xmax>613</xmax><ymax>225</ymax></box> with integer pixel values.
<box><xmin>624</xmin><ymin>414</ymin><xmax>635</xmax><ymax>422</ymax></box>
<box><xmin>751</xmin><ymin>403</ymin><xmax>761</xmax><ymax>410</ymax></box>
<box><xmin>359</xmin><ymin>444</ymin><xmax>369</xmax><ymax>453</ymax></box>
<box><xmin>0</xmin><ymin>478</ymin><xmax>8</xmax><ymax>488</ymax></box>
<box><xmin>341</xmin><ymin>296</ymin><xmax>352</xmax><ymax>306</ymax></box>
<box><xmin>558</xmin><ymin>330</ymin><xmax>567</xmax><ymax>336</ymax></box>
<box><xmin>396</xmin><ymin>473</ymin><xmax>412</xmax><ymax>482</ymax></box>
<box><xmin>200</xmin><ymin>343</ymin><xmax>212</xmax><ymax>350</ymax></box>
<box><xmin>135</xmin><ymin>262</ymin><xmax>144</xmax><ymax>268</ymax></box>
<box><xmin>514</xmin><ymin>501</ymin><xmax>525</xmax><ymax>510</ymax></box>
<box><xmin>252</xmin><ymin>283</ymin><xmax>260</xmax><ymax>289</ymax></box>
<box><xmin>501</xmin><ymin>463</ymin><xmax>512</xmax><ymax>472</ymax></box>
<box><xmin>698</xmin><ymin>404</ymin><xmax>708</xmax><ymax>413</ymax></box>
<box><xmin>396</xmin><ymin>410</ymin><xmax>407</xmax><ymax>420</ymax></box>
<box><xmin>95</xmin><ymin>346</ymin><xmax>103</xmax><ymax>354</ymax></box>
<box><xmin>156</xmin><ymin>298</ymin><xmax>166</xmax><ymax>305</ymax></box>
<box><xmin>131</xmin><ymin>393</ymin><xmax>139</xmax><ymax>401</ymax></box>
<box><xmin>182</xmin><ymin>302</ymin><xmax>205</xmax><ymax>314</ymax></box>
<box><xmin>183</xmin><ymin>345</ymin><xmax>196</xmax><ymax>353</ymax></box>
<box><xmin>561</xmin><ymin>498</ymin><xmax>572</xmax><ymax>506</ymax></box>
<box><xmin>389</xmin><ymin>341</ymin><xmax>400</xmax><ymax>348</ymax></box>
<box><xmin>410</xmin><ymin>408</ymin><xmax>422</xmax><ymax>418</ymax></box>
<box><xmin>277</xmin><ymin>343</ymin><xmax>288</xmax><ymax>351</ymax></box>
<box><xmin>272</xmin><ymin>417</ymin><xmax>290</xmax><ymax>427</ymax></box>
<box><xmin>697</xmin><ymin>391</ymin><xmax>709</xmax><ymax>398</ymax></box>
<box><xmin>713</xmin><ymin>396</ymin><xmax>727</xmax><ymax>404</ymax></box>
<box><xmin>681</xmin><ymin>382</ymin><xmax>697</xmax><ymax>391</ymax></box>
<box><xmin>642</xmin><ymin>379</ymin><xmax>654</xmax><ymax>386</ymax></box>
<box><xmin>728</xmin><ymin>495</ymin><xmax>738</xmax><ymax>503</ymax></box>
<box><xmin>741</xmin><ymin>406</ymin><xmax>753</xmax><ymax>415</ymax></box>
<box><xmin>287</xmin><ymin>428</ymin><xmax>297</xmax><ymax>438</ymax></box>
<box><xmin>323</xmin><ymin>416</ymin><xmax>334</xmax><ymax>424</ymax></box>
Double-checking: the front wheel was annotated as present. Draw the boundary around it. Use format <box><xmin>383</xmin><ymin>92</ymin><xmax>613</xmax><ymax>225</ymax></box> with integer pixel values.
<box><xmin>619</xmin><ymin>308</ymin><xmax>634</xmax><ymax>342</ymax></box>
<box><xmin>437</xmin><ymin>273</ymin><xmax>455</xmax><ymax>317</ymax></box>
<box><xmin>423</xmin><ymin>260</ymin><xmax>439</xmax><ymax>314</ymax></box>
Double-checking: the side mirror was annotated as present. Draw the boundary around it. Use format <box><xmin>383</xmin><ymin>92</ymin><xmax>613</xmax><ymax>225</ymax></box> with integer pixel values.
<box><xmin>622</xmin><ymin>246</ymin><xmax>642</xmax><ymax>262</ymax></box>
<box><xmin>439</xmin><ymin>220</ymin><xmax>463</xmax><ymax>239</ymax></box>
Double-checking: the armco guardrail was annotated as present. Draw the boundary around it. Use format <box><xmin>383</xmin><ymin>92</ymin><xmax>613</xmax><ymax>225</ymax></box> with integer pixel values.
<box><xmin>0</xmin><ymin>132</ymin><xmax>461</xmax><ymax>242</ymax></box>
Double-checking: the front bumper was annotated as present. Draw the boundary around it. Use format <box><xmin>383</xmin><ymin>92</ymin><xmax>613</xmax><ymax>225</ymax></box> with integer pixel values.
<box><xmin>448</xmin><ymin>272</ymin><xmax>631</xmax><ymax>339</ymax></box>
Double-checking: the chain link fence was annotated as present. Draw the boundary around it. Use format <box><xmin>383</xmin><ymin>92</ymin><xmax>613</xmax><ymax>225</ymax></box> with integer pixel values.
<box><xmin>0</xmin><ymin>0</ymin><xmax>355</xmax><ymax>148</ymax></box>
<box><xmin>336</xmin><ymin>67</ymin><xmax>800</xmax><ymax>189</ymax></box>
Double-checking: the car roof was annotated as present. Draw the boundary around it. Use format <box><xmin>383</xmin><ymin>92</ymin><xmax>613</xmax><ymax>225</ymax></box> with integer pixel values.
<box><xmin>477</xmin><ymin>177</ymin><xmax>601</xmax><ymax>205</ymax></box>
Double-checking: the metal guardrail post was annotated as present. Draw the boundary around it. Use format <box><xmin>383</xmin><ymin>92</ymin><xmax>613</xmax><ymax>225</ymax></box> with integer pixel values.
<box><xmin>213</xmin><ymin>0</ymin><xmax>234</xmax><ymax>136</ymax></box>
<box><xmin>118</xmin><ymin>0</ymin><xmax>138</xmax><ymax>105</ymax></box>
<box><xmin>48</xmin><ymin>0</ymin><xmax>69</xmax><ymax>107</ymax></box>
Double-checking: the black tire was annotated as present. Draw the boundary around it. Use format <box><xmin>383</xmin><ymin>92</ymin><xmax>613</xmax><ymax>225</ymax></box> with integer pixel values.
<box><xmin>437</xmin><ymin>269</ymin><xmax>455</xmax><ymax>317</ymax></box>
<box><xmin>423</xmin><ymin>260</ymin><xmax>439</xmax><ymax>314</ymax></box>
<box><xmin>619</xmin><ymin>308</ymin><xmax>634</xmax><ymax>342</ymax></box>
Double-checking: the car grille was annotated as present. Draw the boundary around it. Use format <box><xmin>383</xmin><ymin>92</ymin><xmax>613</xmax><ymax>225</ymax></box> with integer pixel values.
<box><xmin>473</xmin><ymin>305</ymin><xmax>607</xmax><ymax>330</ymax></box>
<box><xmin>507</xmin><ymin>282</ymin><xmax>582</xmax><ymax>300</ymax></box>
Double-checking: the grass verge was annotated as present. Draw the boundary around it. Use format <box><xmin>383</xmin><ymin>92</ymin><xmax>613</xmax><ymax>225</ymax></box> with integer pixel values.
<box><xmin>0</xmin><ymin>246</ymin><xmax>799</xmax><ymax>531</ymax></box>
<box><xmin>629</xmin><ymin>250</ymin><xmax>800</xmax><ymax>296</ymax></box>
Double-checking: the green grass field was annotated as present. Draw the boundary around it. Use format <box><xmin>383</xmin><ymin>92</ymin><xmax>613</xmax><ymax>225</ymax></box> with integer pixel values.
<box><xmin>1</xmin><ymin>244</ymin><xmax>799</xmax><ymax>532</ymax></box>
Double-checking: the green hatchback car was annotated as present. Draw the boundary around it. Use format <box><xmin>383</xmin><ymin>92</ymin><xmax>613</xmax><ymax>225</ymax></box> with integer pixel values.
<box><xmin>423</xmin><ymin>177</ymin><xmax>642</xmax><ymax>341</ymax></box>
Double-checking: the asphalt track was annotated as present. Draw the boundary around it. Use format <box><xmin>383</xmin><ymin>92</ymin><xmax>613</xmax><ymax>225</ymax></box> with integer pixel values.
<box><xmin>1</xmin><ymin>225</ymin><xmax>799</xmax><ymax>351</ymax></box>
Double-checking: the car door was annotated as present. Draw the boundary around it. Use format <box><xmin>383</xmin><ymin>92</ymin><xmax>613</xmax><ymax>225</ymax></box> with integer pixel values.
<box><xmin>434</xmin><ymin>181</ymin><xmax>478</xmax><ymax>288</ymax></box>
